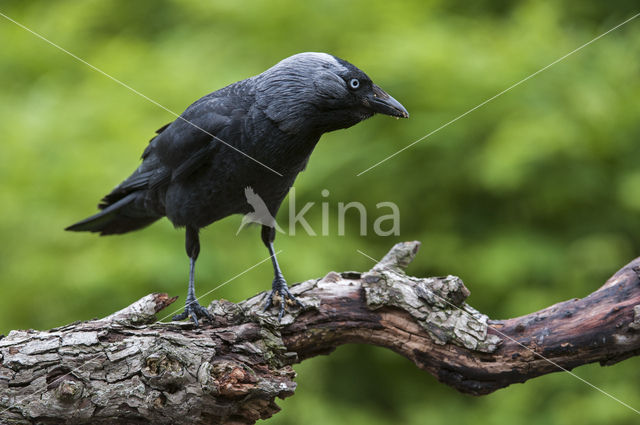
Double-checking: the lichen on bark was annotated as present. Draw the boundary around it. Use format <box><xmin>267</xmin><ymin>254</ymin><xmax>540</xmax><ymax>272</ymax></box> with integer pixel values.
<box><xmin>362</xmin><ymin>243</ymin><xmax>501</xmax><ymax>353</ymax></box>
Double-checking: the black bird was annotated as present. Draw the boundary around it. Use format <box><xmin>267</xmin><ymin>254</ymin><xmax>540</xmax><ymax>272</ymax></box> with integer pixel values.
<box><xmin>66</xmin><ymin>52</ymin><xmax>409</xmax><ymax>324</ymax></box>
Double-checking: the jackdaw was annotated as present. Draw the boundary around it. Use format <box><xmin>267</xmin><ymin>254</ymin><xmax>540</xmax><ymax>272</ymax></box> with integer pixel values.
<box><xmin>66</xmin><ymin>52</ymin><xmax>409</xmax><ymax>324</ymax></box>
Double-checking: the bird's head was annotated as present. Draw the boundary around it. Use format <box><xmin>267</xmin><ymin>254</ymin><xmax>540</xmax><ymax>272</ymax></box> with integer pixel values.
<box><xmin>255</xmin><ymin>52</ymin><xmax>409</xmax><ymax>134</ymax></box>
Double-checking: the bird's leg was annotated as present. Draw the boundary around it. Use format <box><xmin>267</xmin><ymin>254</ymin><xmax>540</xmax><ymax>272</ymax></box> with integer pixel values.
<box><xmin>172</xmin><ymin>257</ymin><xmax>212</xmax><ymax>326</ymax></box>
<box><xmin>172</xmin><ymin>226</ymin><xmax>212</xmax><ymax>326</ymax></box>
<box><xmin>261</xmin><ymin>225</ymin><xmax>304</xmax><ymax>320</ymax></box>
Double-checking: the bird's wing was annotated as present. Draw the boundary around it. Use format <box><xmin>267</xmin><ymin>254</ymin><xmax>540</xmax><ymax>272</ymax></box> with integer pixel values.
<box><xmin>151</xmin><ymin>90</ymin><xmax>244</xmax><ymax>182</ymax></box>
<box><xmin>141</xmin><ymin>122</ymin><xmax>173</xmax><ymax>160</ymax></box>
<box><xmin>101</xmin><ymin>86</ymin><xmax>248</xmax><ymax>208</ymax></box>
<box><xmin>101</xmin><ymin>122</ymin><xmax>175</xmax><ymax>207</ymax></box>
<box><xmin>98</xmin><ymin>155</ymin><xmax>170</xmax><ymax>209</ymax></box>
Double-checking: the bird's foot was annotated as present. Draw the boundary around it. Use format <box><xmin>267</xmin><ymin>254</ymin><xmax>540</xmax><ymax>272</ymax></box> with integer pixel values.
<box><xmin>172</xmin><ymin>297</ymin><xmax>212</xmax><ymax>327</ymax></box>
<box><xmin>263</xmin><ymin>275</ymin><xmax>305</xmax><ymax>321</ymax></box>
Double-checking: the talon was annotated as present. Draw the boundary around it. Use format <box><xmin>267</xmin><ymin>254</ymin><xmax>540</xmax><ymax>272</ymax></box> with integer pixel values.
<box><xmin>172</xmin><ymin>311</ymin><xmax>188</xmax><ymax>321</ymax></box>
<box><xmin>263</xmin><ymin>295</ymin><xmax>274</xmax><ymax>312</ymax></box>
<box><xmin>173</xmin><ymin>298</ymin><xmax>211</xmax><ymax>327</ymax></box>
<box><xmin>262</xmin><ymin>276</ymin><xmax>305</xmax><ymax>321</ymax></box>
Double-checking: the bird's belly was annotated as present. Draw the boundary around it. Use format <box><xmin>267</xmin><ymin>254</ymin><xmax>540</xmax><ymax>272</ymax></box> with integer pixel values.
<box><xmin>164</xmin><ymin>169</ymin><xmax>297</xmax><ymax>229</ymax></box>
<box><xmin>163</xmin><ymin>172</ymin><xmax>241</xmax><ymax>227</ymax></box>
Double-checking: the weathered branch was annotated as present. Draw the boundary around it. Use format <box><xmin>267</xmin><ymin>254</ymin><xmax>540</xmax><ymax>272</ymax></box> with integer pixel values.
<box><xmin>2</xmin><ymin>241</ymin><xmax>640</xmax><ymax>424</ymax></box>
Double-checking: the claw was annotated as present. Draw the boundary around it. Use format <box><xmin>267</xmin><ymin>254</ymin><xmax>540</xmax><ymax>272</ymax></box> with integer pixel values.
<box><xmin>173</xmin><ymin>298</ymin><xmax>212</xmax><ymax>326</ymax></box>
<box><xmin>263</xmin><ymin>276</ymin><xmax>305</xmax><ymax>321</ymax></box>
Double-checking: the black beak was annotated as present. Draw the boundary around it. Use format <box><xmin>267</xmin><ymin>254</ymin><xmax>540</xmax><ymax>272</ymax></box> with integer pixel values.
<box><xmin>367</xmin><ymin>84</ymin><xmax>409</xmax><ymax>118</ymax></box>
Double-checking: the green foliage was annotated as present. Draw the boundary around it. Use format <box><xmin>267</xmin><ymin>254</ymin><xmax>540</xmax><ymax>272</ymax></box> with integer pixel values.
<box><xmin>1</xmin><ymin>0</ymin><xmax>639</xmax><ymax>423</ymax></box>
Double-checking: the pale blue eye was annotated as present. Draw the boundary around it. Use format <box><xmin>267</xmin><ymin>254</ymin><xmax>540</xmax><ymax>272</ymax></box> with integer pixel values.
<box><xmin>349</xmin><ymin>78</ymin><xmax>360</xmax><ymax>89</ymax></box>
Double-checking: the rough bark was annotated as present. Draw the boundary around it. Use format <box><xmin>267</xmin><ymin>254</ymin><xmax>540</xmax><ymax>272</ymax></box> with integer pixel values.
<box><xmin>2</xmin><ymin>241</ymin><xmax>640</xmax><ymax>424</ymax></box>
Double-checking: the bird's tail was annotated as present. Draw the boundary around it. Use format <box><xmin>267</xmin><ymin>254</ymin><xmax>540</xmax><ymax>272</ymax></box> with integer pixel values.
<box><xmin>66</xmin><ymin>193</ymin><xmax>160</xmax><ymax>235</ymax></box>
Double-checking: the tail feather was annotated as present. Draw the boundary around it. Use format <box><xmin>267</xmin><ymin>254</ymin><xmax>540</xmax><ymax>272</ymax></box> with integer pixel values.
<box><xmin>66</xmin><ymin>193</ymin><xmax>160</xmax><ymax>235</ymax></box>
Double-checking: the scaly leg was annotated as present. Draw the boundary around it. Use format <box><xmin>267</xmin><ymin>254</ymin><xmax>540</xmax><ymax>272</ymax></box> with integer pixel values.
<box><xmin>261</xmin><ymin>225</ymin><xmax>304</xmax><ymax>320</ymax></box>
<box><xmin>172</xmin><ymin>226</ymin><xmax>212</xmax><ymax>326</ymax></box>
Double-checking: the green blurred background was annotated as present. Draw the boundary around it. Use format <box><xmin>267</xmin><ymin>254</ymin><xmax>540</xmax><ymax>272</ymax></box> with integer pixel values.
<box><xmin>1</xmin><ymin>0</ymin><xmax>640</xmax><ymax>423</ymax></box>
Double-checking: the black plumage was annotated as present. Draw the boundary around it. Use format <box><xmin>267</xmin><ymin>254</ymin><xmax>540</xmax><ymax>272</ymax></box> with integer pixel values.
<box><xmin>67</xmin><ymin>52</ymin><xmax>408</xmax><ymax>324</ymax></box>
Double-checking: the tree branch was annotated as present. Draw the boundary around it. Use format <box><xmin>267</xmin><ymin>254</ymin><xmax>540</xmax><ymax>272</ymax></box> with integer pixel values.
<box><xmin>2</xmin><ymin>241</ymin><xmax>640</xmax><ymax>424</ymax></box>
